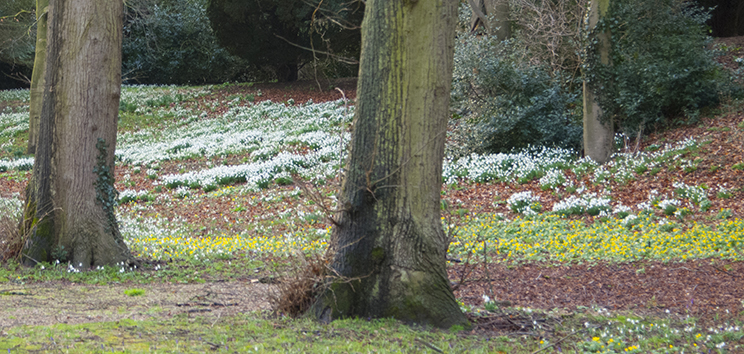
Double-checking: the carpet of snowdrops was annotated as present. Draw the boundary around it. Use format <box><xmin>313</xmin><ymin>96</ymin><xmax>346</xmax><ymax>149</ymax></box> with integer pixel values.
<box><xmin>1</xmin><ymin>85</ymin><xmax>742</xmax><ymax>264</ymax></box>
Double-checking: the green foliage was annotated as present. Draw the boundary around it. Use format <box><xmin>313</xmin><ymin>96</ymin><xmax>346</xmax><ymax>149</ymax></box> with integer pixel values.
<box><xmin>0</xmin><ymin>0</ymin><xmax>35</xmax><ymax>89</ymax></box>
<box><xmin>122</xmin><ymin>0</ymin><xmax>249</xmax><ymax>85</ymax></box>
<box><xmin>93</xmin><ymin>138</ymin><xmax>118</xmax><ymax>233</ymax></box>
<box><xmin>449</xmin><ymin>214</ymin><xmax>744</xmax><ymax>263</ymax></box>
<box><xmin>51</xmin><ymin>245</ymin><xmax>68</xmax><ymax>262</ymax></box>
<box><xmin>124</xmin><ymin>288</ymin><xmax>145</xmax><ymax>296</ymax></box>
<box><xmin>206</xmin><ymin>0</ymin><xmax>362</xmax><ymax>82</ymax></box>
<box><xmin>450</xmin><ymin>35</ymin><xmax>583</xmax><ymax>155</ymax></box>
<box><xmin>585</xmin><ymin>0</ymin><xmax>740</xmax><ymax>135</ymax></box>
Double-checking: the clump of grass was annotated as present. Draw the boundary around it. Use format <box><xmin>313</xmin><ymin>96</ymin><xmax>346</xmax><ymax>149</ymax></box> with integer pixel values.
<box><xmin>0</xmin><ymin>197</ymin><xmax>24</xmax><ymax>262</ymax></box>
<box><xmin>124</xmin><ymin>288</ymin><xmax>145</xmax><ymax>296</ymax></box>
<box><xmin>270</xmin><ymin>252</ymin><xmax>330</xmax><ymax>318</ymax></box>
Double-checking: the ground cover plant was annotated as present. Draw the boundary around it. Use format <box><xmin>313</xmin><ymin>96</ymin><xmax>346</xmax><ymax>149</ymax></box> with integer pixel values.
<box><xmin>0</xmin><ymin>75</ymin><xmax>743</xmax><ymax>352</ymax></box>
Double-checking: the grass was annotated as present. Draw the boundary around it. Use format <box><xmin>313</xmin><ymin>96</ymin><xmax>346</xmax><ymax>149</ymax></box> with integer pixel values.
<box><xmin>0</xmin><ymin>308</ymin><xmax>740</xmax><ymax>353</ymax></box>
<box><xmin>0</xmin><ymin>316</ymin><xmax>511</xmax><ymax>353</ymax></box>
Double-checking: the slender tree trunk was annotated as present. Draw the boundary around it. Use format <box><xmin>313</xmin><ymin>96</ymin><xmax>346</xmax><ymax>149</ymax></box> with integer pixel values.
<box><xmin>22</xmin><ymin>0</ymin><xmax>133</xmax><ymax>268</ymax></box>
<box><xmin>312</xmin><ymin>0</ymin><xmax>468</xmax><ymax>329</ymax></box>
<box><xmin>583</xmin><ymin>0</ymin><xmax>613</xmax><ymax>164</ymax></box>
<box><xmin>27</xmin><ymin>0</ymin><xmax>48</xmax><ymax>155</ymax></box>
<box><xmin>469</xmin><ymin>0</ymin><xmax>510</xmax><ymax>40</ymax></box>
<box><xmin>490</xmin><ymin>0</ymin><xmax>511</xmax><ymax>40</ymax></box>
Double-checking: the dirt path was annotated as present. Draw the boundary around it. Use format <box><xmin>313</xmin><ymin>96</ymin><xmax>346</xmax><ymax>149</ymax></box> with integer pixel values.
<box><xmin>0</xmin><ymin>281</ymin><xmax>273</xmax><ymax>329</ymax></box>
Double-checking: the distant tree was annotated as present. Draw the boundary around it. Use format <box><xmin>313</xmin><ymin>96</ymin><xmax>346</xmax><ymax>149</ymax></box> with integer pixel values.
<box><xmin>206</xmin><ymin>0</ymin><xmax>363</xmax><ymax>82</ymax></box>
<box><xmin>22</xmin><ymin>0</ymin><xmax>134</xmax><ymax>267</ymax></box>
<box><xmin>311</xmin><ymin>0</ymin><xmax>468</xmax><ymax>328</ymax></box>
<box><xmin>469</xmin><ymin>0</ymin><xmax>511</xmax><ymax>40</ymax></box>
<box><xmin>27</xmin><ymin>0</ymin><xmax>47</xmax><ymax>154</ymax></box>
<box><xmin>0</xmin><ymin>0</ymin><xmax>35</xmax><ymax>88</ymax></box>
<box><xmin>583</xmin><ymin>0</ymin><xmax>728</xmax><ymax>161</ymax></box>
<box><xmin>583</xmin><ymin>0</ymin><xmax>613</xmax><ymax>164</ymax></box>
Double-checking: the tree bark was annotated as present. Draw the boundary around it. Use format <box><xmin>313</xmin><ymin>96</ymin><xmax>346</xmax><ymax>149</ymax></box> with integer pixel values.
<box><xmin>469</xmin><ymin>0</ymin><xmax>510</xmax><ymax>40</ymax></box>
<box><xmin>27</xmin><ymin>0</ymin><xmax>49</xmax><ymax>155</ymax></box>
<box><xmin>22</xmin><ymin>0</ymin><xmax>133</xmax><ymax>268</ymax></box>
<box><xmin>583</xmin><ymin>0</ymin><xmax>613</xmax><ymax>164</ymax></box>
<box><xmin>312</xmin><ymin>0</ymin><xmax>468</xmax><ymax>329</ymax></box>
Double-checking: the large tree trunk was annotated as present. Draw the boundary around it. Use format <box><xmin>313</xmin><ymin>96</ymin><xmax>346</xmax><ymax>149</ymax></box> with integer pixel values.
<box><xmin>583</xmin><ymin>0</ymin><xmax>613</xmax><ymax>164</ymax></box>
<box><xmin>312</xmin><ymin>0</ymin><xmax>468</xmax><ymax>329</ymax></box>
<box><xmin>27</xmin><ymin>0</ymin><xmax>49</xmax><ymax>155</ymax></box>
<box><xmin>22</xmin><ymin>0</ymin><xmax>133</xmax><ymax>268</ymax></box>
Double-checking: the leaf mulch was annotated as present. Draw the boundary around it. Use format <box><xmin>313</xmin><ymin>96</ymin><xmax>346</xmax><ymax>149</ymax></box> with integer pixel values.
<box><xmin>451</xmin><ymin>260</ymin><xmax>744</xmax><ymax>325</ymax></box>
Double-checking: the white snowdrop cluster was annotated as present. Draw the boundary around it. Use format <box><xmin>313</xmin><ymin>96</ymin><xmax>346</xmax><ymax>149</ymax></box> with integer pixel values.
<box><xmin>442</xmin><ymin>146</ymin><xmax>574</xmax><ymax>184</ymax></box>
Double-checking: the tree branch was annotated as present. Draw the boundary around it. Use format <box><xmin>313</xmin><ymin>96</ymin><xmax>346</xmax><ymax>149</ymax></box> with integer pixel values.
<box><xmin>273</xmin><ymin>34</ymin><xmax>359</xmax><ymax>65</ymax></box>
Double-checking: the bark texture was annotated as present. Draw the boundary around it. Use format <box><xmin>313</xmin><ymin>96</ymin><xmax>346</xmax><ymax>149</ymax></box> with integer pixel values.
<box><xmin>27</xmin><ymin>0</ymin><xmax>49</xmax><ymax>155</ymax></box>
<box><xmin>313</xmin><ymin>0</ymin><xmax>468</xmax><ymax>329</ymax></box>
<box><xmin>22</xmin><ymin>0</ymin><xmax>133</xmax><ymax>268</ymax></box>
<box><xmin>583</xmin><ymin>0</ymin><xmax>613</xmax><ymax>164</ymax></box>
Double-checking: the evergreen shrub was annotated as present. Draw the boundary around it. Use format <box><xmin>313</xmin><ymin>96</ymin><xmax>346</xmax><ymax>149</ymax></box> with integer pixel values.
<box><xmin>122</xmin><ymin>0</ymin><xmax>250</xmax><ymax>85</ymax></box>
<box><xmin>450</xmin><ymin>35</ymin><xmax>583</xmax><ymax>156</ymax></box>
<box><xmin>585</xmin><ymin>0</ymin><xmax>742</xmax><ymax>136</ymax></box>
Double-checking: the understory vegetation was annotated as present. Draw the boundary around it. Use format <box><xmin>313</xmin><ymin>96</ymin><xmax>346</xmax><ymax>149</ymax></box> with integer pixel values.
<box><xmin>1</xmin><ymin>81</ymin><xmax>743</xmax><ymax>352</ymax></box>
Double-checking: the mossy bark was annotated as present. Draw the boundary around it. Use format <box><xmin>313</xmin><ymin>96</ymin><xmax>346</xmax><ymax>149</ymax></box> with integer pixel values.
<box><xmin>583</xmin><ymin>0</ymin><xmax>614</xmax><ymax>164</ymax></box>
<box><xmin>312</xmin><ymin>0</ymin><xmax>468</xmax><ymax>329</ymax></box>
<box><xmin>27</xmin><ymin>0</ymin><xmax>48</xmax><ymax>155</ymax></box>
<box><xmin>21</xmin><ymin>0</ymin><xmax>133</xmax><ymax>268</ymax></box>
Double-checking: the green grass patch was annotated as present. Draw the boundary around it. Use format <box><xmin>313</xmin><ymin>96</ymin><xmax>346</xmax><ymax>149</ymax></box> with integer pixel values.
<box><xmin>124</xmin><ymin>288</ymin><xmax>146</xmax><ymax>296</ymax></box>
<box><xmin>0</xmin><ymin>316</ymin><xmax>509</xmax><ymax>353</ymax></box>
<box><xmin>0</xmin><ymin>309</ymin><xmax>741</xmax><ymax>353</ymax></box>
<box><xmin>0</xmin><ymin>256</ymin><xmax>266</xmax><ymax>285</ymax></box>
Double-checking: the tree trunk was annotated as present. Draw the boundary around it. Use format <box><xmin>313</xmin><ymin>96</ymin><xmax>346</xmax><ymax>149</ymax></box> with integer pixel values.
<box><xmin>490</xmin><ymin>0</ymin><xmax>511</xmax><ymax>40</ymax></box>
<box><xmin>22</xmin><ymin>0</ymin><xmax>133</xmax><ymax>268</ymax></box>
<box><xmin>312</xmin><ymin>0</ymin><xmax>468</xmax><ymax>329</ymax></box>
<box><xmin>469</xmin><ymin>0</ymin><xmax>510</xmax><ymax>40</ymax></box>
<box><xmin>583</xmin><ymin>0</ymin><xmax>613</xmax><ymax>164</ymax></box>
<box><xmin>27</xmin><ymin>0</ymin><xmax>49</xmax><ymax>155</ymax></box>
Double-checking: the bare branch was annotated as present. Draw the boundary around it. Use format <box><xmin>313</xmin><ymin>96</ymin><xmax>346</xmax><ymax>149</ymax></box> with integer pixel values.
<box><xmin>273</xmin><ymin>34</ymin><xmax>359</xmax><ymax>65</ymax></box>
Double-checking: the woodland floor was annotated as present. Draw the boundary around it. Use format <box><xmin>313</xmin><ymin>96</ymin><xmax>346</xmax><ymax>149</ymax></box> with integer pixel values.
<box><xmin>1</xmin><ymin>58</ymin><xmax>743</xmax><ymax>334</ymax></box>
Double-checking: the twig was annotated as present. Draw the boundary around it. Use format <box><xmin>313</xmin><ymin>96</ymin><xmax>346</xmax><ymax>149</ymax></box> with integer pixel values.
<box><xmin>21</xmin><ymin>253</ymin><xmax>40</xmax><ymax>265</ymax></box>
<box><xmin>210</xmin><ymin>309</ymin><xmax>222</xmax><ymax>328</ymax></box>
<box><xmin>415</xmin><ymin>338</ymin><xmax>444</xmax><ymax>353</ymax></box>
<box><xmin>273</xmin><ymin>34</ymin><xmax>359</xmax><ymax>65</ymax></box>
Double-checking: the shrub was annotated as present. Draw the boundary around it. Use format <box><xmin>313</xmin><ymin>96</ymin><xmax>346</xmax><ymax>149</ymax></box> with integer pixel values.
<box><xmin>122</xmin><ymin>0</ymin><xmax>250</xmax><ymax>85</ymax></box>
<box><xmin>450</xmin><ymin>35</ymin><xmax>583</xmax><ymax>155</ymax></box>
<box><xmin>585</xmin><ymin>0</ymin><xmax>740</xmax><ymax>136</ymax></box>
